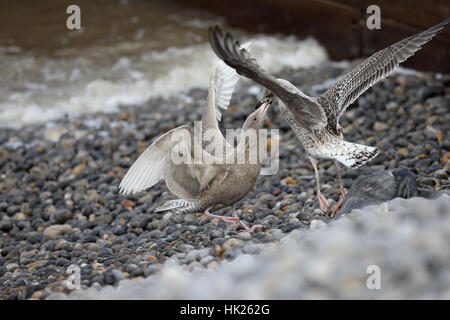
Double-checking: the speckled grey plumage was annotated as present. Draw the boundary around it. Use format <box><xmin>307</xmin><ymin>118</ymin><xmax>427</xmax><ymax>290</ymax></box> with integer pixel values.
<box><xmin>338</xmin><ymin>167</ymin><xmax>450</xmax><ymax>216</ymax></box>
<box><xmin>338</xmin><ymin>167</ymin><xmax>418</xmax><ymax>215</ymax></box>
<box><xmin>209</xmin><ymin>18</ymin><xmax>450</xmax><ymax>168</ymax></box>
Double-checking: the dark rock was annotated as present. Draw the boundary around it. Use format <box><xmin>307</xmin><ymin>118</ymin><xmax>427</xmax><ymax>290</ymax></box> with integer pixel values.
<box><xmin>0</xmin><ymin>220</ymin><xmax>13</xmax><ymax>232</ymax></box>
<box><xmin>53</xmin><ymin>209</ymin><xmax>73</xmax><ymax>224</ymax></box>
<box><xmin>418</xmin><ymin>85</ymin><xmax>445</xmax><ymax>100</ymax></box>
<box><xmin>27</xmin><ymin>232</ymin><xmax>42</xmax><ymax>244</ymax></box>
<box><xmin>296</xmin><ymin>212</ymin><xmax>313</xmax><ymax>221</ymax></box>
<box><xmin>56</xmin><ymin>258</ymin><xmax>70</xmax><ymax>267</ymax></box>
<box><xmin>417</xmin><ymin>177</ymin><xmax>437</xmax><ymax>188</ymax></box>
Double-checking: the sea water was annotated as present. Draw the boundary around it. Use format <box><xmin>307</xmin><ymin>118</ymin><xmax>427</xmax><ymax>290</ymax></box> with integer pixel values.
<box><xmin>0</xmin><ymin>0</ymin><xmax>328</xmax><ymax>127</ymax></box>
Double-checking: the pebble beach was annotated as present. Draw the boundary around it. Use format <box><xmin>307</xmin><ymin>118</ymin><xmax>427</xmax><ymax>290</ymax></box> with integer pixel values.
<box><xmin>0</xmin><ymin>60</ymin><xmax>449</xmax><ymax>299</ymax></box>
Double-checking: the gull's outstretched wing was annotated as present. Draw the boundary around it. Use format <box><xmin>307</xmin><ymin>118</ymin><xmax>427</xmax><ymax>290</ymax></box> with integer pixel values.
<box><xmin>201</xmin><ymin>42</ymin><xmax>252</xmax><ymax>157</ymax></box>
<box><xmin>321</xmin><ymin>17</ymin><xmax>450</xmax><ymax>120</ymax></box>
<box><xmin>119</xmin><ymin>125</ymin><xmax>228</xmax><ymax>199</ymax></box>
<box><xmin>209</xmin><ymin>25</ymin><xmax>327</xmax><ymax>131</ymax></box>
<box><xmin>213</xmin><ymin>41</ymin><xmax>251</xmax><ymax>121</ymax></box>
<box><xmin>201</xmin><ymin>76</ymin><xmax>234</xmax><ymax>157</ymax></box>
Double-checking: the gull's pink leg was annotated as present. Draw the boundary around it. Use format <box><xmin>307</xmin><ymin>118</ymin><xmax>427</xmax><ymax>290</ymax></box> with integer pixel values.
<box><xmin>336</xmin><ymin>161</ymin><xmax>347</xmax><ymax>200</ymax></box>
<box><xmin>232</xmin><ymin>206</ymin><xmax>264</xmax><ymax>233</ymax></box>
<box><xmin>205</xmin><ymin>207</ymin><xmax>239</xmax><ymax>223</ymax></box>
<box><xmin>329</xmin><ymin>161</ymin><xmax>347</xmax><ymax>218</ymax></box>
<box><xmin>309</xmin><ymin>156</ymin><xmax>329</xmax><ymax>212</ymax></box>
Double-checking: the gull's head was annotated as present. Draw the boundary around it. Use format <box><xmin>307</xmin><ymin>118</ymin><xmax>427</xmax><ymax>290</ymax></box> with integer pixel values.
<box><xmin>242</xmin><ymin>92</ymin><xmax>274</xmax><ymax>131</ymax></box>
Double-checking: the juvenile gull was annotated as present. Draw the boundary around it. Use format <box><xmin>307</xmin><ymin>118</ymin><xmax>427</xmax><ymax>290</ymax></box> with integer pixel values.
<box><xmin>209</xmin><ymin>18</ymin><xmax>450</xmax><ymax>216</ymax></box>
<box><xmin>119</xmin><ymin>71</ymin><xmax>274</xmax><ymax>232</ymax></box>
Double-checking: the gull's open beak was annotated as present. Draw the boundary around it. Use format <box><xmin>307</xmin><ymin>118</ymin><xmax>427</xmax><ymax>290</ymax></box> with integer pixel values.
<box><xmin>256</xmin><ymin>93</ymin><xmax>274</xmax><ymax>122</ymax></box>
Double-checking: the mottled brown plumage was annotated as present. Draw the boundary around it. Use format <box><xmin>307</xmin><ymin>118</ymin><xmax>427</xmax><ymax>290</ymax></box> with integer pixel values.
<box><xmin>119</xmin><ymin>72</ymin><xmax>274</xmax><ymax>231</ymax></box>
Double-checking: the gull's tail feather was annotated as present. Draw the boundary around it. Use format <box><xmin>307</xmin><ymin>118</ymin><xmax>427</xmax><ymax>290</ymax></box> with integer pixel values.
<box><xmin>332</xmin><ymin>140</ymin><xmax>379</xmax><ymax>168</ymax></box>
<box><xmin>154</xmin><ymin>199</ymin><xmax>198</xmax><ymax>213</ymax></box>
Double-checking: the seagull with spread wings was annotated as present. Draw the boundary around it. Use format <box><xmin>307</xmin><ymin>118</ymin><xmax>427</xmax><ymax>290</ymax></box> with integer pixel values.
<box><xmin>119</xmin><ymin>50</ymin><xmax>274</xmax><ymax>232</ymax></box>
<box><xmin>209</xmin><ymin>18</ymin><xmax>450</xmax><ymax>216</ymax></box>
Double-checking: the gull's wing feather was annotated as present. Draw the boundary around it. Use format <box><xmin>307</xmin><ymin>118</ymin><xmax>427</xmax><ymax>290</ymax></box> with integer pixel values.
<box><xmin>202</xmin><ymin>75</ymin><xmax>234</xmax><ymax>156</ymax></box>
<box><xmin>214</xmin><ymin>62</ymin><xmax>238</xmax><ymax>121</ymax></box>
<box><xmin>209</xmin><ymin>25</ymin><xmax>326</xmax><ymax>131</ymax></box>
<box><xmin>214</xmin><ymin>41</ymin><xmax>252</xmax><ymax>121</ymax></box>
<box><xmin>119</xmin><ymin>126</ymin><xmax>181</xmax><ymax>195</ymax></box>
<box><xmin>119</xmin><ymin>125</ymin><xmax>228</xmax><ymax>199</ymax></box>
<box><xmin>321</xmin><ymin>17</ymin><xmax>450</xmax><ymax>120</ymax></box>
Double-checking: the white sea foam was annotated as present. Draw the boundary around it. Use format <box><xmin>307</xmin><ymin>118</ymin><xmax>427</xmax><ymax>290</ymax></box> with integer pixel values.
<box><xmin>0</xmin><ymin>35</ymin><xmax>328</xmax><ymax>127</ymax></box>
<box><xmin>393</xmin><ymin>66</ymin><xmax>422</xmax><ymax>76</ymax></box>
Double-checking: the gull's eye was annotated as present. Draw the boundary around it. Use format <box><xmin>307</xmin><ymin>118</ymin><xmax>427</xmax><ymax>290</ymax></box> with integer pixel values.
<box><xmin>253</xmin><ymin>117</ymin><xmax>257</xmax><ymax>121</ymax></box>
